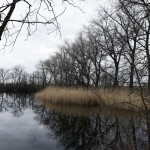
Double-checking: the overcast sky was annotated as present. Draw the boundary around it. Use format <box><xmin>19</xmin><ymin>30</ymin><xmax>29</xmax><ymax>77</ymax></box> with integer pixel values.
<box><xmin>0</xmin><ymin>0</ymin><xmax>108</xmax><ymax>73</ymax></box>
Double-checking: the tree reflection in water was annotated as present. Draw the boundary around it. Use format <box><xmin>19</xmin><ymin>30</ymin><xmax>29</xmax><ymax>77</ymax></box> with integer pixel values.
<box><xmin>34</xmin><ymin>101</ymin><xmax>150</xmax><ymax>150</ymax></box>
<box><xmin>0</xmin><ymin>93</ymin><xmax>35</xmax><ymax>117</ymax></box>
<box><xmin>0</xmin><ymin>93</ymin><xmax>150</xmax><ymax>150</ymax></box>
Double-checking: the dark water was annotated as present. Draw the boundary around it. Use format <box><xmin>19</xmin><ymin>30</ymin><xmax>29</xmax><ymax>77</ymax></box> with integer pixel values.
<box><xmin>0</xmin><ymin>93</ymin><xmax>149</xmax><ymax>150</ymax></box>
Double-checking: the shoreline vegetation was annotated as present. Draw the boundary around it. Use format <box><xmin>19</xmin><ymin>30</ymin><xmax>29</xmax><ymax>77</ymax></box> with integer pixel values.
<box><xmin>35</xmin><ymin>86</ymin><xmax>150</xmax><ymax>111</ymax></box>
<box><xmin>0</xmin><ymin>83</ymin><xmax>42</xmax><ymax>93</ymax></box>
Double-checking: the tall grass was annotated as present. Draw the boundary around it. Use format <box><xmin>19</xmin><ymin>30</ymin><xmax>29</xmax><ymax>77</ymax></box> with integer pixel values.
<box><xmin>36</xmin><ymin>86</ymin><xmax>99</xmax><ymax>105</ymax></box>
<box><xmin>35</xmin><ymin>86</ymin><xmax>150</xmax><ymax>110</ymax></box>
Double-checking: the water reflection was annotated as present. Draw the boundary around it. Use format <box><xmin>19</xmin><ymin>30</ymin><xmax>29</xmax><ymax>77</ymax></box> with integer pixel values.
<box><xmin>0</xmin><ymin>93</ymin><xmax>58</xmax><ymax>150</ymax></box>
<box><xmin>0</xmin><ymin>93</ymin><xmax>33</xmax><ymax>116</ymax></box>
<box><xmin>35</xmin><ymin>101</ymin><xmax>150</xmax><ymax>150</ymax></box>
<box><xmin>0</xmin><ymin>93</ymin><xmax>150</xmax><ymax>150</ymax></box>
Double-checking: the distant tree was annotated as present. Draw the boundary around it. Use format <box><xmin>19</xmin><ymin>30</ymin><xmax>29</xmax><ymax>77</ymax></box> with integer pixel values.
<box><xmin>10</xmin><ymin>65</ymin><xmax>25</xmax><ymax>84</ymax></box>
<box><xmin>21</xmin><ymin>72</ymin><xmax>29</xmax><ymax>84</ymax></box>
<box><xmin>44</xmin><ymin>55</ymin><xmax>60</xmax><ymax>85</ymax></box>
<box><xmin>32</xmin><ymin>71</ymin><xmax>41</xmax><ymax>86</ymax></box>
<box><xmin>36</xmin><ymin>61</ymin><xmax>47</xmax><ymax>87</ymax></box>
<box><xmin>0</xmin><ymin>68</ymin><xmax>9</xmax><ymax>85</ymax></box>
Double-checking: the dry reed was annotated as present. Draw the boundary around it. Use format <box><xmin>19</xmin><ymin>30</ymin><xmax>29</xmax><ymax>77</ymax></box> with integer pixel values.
<box><xmin>35</xmin><ymin>86</ymin><xmax>150</xmax><ymax>110</ymax></box>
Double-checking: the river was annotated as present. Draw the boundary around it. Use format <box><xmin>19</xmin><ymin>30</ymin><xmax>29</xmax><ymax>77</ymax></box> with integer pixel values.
<box><xmin>0</xmin><ymin>93</ymin><xmax>149</xmax><ymax>150</ymax></box>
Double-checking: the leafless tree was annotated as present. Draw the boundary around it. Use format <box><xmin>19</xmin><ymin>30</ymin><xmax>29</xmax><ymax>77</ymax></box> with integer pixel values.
<box><xmin>36</xmin><ymin>60</ymin><xmax>48</xmax><ymax>87</ymax></box>
<box><xmin>0</xmin><ymin>0</ymin><xmax>83</xmax><ymax>50</ymax></box>
<box><xmin>92</xmin><ymin>16</ymin><xmax>126</xmax><ymax>88</ymax></box>
<box><xmin>85</xmin><ymin>26</ymin><xmax>105</xmax><ymax>87</ymax></box>
<box><xmin>0</xmin><ymin>68</ymin><xmax>9</xmax><ymax>84</ymax></box>
<box><xmin>10</xmin><ymin>65</ymin><xmax>25</xmax><ymax>84</ymax></box>
<box><xmin>117</xmin><ymin>0</ymin><xmax>150</xmax><ymax>89</ymax></box>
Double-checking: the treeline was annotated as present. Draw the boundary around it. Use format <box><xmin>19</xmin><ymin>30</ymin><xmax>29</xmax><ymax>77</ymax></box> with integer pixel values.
<box><xmin>1</xmin><ymin>0</ymin><xmax>150</xmax><ymax>92</ymax></box>
<box><xmin>35</xmin><ymin>0</ymin><xmax>150</xmax><ymax>89</ymax></box>
<box><xmin>0</xmin><ymin>66</ymin><xmax>42</xmax><ymax>93</ymax></box>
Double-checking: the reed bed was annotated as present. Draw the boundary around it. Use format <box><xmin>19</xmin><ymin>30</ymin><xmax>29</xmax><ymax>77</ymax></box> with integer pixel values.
<box><xmin>36</xmin><ymin>86</ymin><xmax>99</xmax><ymax>105</ymax></box>
<box><xmin>35</xmin><ymin>86</ymin><xmax>150</xmax><ymax>110</ymax></box>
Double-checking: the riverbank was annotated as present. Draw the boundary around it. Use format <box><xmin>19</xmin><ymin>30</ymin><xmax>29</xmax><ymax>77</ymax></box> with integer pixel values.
<box><xmin>0</xmin><ymin>83</ymin><xmax>42</xmax><ymax>93</ymax></box>
<box><xmin>35</xmin><ymin>86</ymin><xmax>150</xmax><ymax>110</ymax></box>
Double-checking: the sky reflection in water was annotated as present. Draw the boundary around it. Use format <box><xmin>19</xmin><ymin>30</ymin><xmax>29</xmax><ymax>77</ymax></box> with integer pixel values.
<box><xmin>0</xmin><ymin>94</ymin><xmax>59</xmax><ymax>150</ymax></box>
<box><xmin>0</xmin><ymin>93</ymin><xmax>149</xmax><ymax>150</ymax></box>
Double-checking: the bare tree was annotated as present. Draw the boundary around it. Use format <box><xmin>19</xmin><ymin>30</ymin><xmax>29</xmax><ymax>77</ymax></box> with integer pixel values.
<box><xmin>10</xmin><ymin>65</ymin><xmax>25</xmax><ymax>84</ymax></box>
<box><xmin>118</xmin><ymin>0</ymin><xmax>150</xmax><ymax>89</ymax></box>
<box><xmin>57</xmin><ymin>44</ymin><xmax>75</xmax><ymax>86</ymax></box>
<box><xmin>103</xmin><ymin>7</ymin><xmax>143</xmax><ymax>88</ymax></box>
<box><xmin>70</xmin><ymin>33</ymin><xmax>92</xmax><ymax>87</ymax></box>
<box><xmin>36</xmin><ymin>60</ymin><xmax>48</xmax><ymax>87</ymax></box>
<box><xmin>0</xmin><ymin>68</ymin><xmax>9</xmax><ymax>85</ymax></box>
<box><xmin>85</xmin><ymin>26</ymin><xmax>105</xmax><ymax>88</ymax></box>
<box><xmin>92</xmin><ymin>16</ymin><xmax>126</xmax><ymax>88</ymax></box>
<box><xmin>0</xmin><ymin>0</ymin><xmax>84</xmax><ymax>49</ymax></box>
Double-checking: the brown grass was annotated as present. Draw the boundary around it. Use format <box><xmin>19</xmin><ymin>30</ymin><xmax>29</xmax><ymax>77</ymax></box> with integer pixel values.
<box><xmin>35</xmin><ymin>86</ymin><xmax>150</xmax><ymax>110</ymax></box>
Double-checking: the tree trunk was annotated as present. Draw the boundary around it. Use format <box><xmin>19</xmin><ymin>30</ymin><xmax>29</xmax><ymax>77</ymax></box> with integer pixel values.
<box><xmin>114</xmin><ymin>63</ymin><xmax>119</xmax><ymax>88</ymax></box>
<box><xmin>145</xmin><ymin>21</ymin><xmax>150</xmax><ymax>89</ymax></box>
<box><xmin>148</xmin><ymin>59</ymin><xmax>150</xmax><ymax>90</ymax></box>
<box><xmin>129</xmin><ymin>53</ymin><xmax>135</xmax><ymax>89</ymax></box>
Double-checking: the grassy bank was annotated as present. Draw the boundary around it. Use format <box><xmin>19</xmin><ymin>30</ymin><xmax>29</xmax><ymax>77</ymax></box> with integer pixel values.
<box><xmin>35</xmin><ymin>86</ymin><xmax>150</xmax><ymax>110</ymax></box>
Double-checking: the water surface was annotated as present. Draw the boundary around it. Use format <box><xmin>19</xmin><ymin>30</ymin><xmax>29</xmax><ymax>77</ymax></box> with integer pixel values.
<box><xmin>0</xmin><ymin>93</ymin><xmax>149</xmax><ymax>150</ymax></box>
